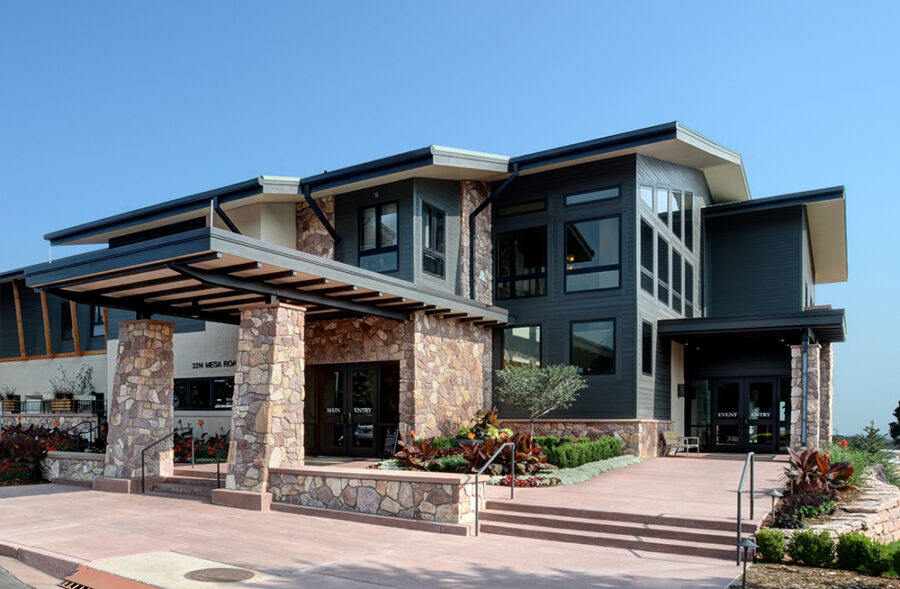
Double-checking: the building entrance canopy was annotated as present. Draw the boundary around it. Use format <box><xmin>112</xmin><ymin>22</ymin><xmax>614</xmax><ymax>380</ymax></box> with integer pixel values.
<box><xmin>23</xmin><ymin>227</ymin><xmax>511</xmax><ymax>327</ymax></box>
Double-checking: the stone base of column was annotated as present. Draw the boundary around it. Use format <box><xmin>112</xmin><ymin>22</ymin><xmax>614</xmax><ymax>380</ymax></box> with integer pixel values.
<box><xmin>211</xmin><ymin>488</ymin><xmax>273</xmax><ymax>512</ymax></box>
<box><xmin>92</xmin><ymin>477</ymin><xmax>133</xmax><ymax>494</ymax></box>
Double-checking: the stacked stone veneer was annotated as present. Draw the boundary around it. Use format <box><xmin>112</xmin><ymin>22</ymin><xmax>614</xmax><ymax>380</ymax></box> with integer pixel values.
<box><xmin>43</xmin><ymin>451</ymin><xmax>104</xmax><ymax>483</ymax></box>
<box><xmin>458</xmin><ymin>180</ymin><xmax>492</xmax><ymax>305</ymax></box>
<box><xmin>268</xmin><ymin>467</ymin><xmax>485</xmax><ymax>524</ymax></box>
<box><xmin>1</xmin><ymin>413</ymin><xmax>98</xmax><ymax>430</ymax></box>
<box><xmin>103</xmin><ymin>320</ymin><xmax>174</xmax><ymax>479</ymax></box>
<box><xmin>296</xmin><ymin>195</ymin><xmax>335</xmax><ymax>259</ymax></box>
<box><xmin>305</xmin><ymin>312</ymin><xmax>489</xmax><ymax>438</ymax></box>
<box><xmin>228</xmin><ymin>303</ymin><xmax>306</xmax><ymax>493</ymax></box>
<box><xmin>505</xmin><ymin>419</ymin><xmax>673</xmax><ymax>459</ymax></box>
<box><xmin>790</xmin><ymin>342</ymin><xmax>835</xmax><ymax>450</ymax></box>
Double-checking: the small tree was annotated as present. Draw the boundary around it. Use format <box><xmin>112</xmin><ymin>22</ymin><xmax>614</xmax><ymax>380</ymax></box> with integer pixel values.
<box><xmin>49</xmin><ymin>365</ymin><xmax>96</xmax><ymax>399</ymax></box>
<box><xmin>494</xmin><ymin>364</ymin><xmax>587</xmax><ymax>436</ymax></box>
<box><xmin>889</xmin><ymin>402</ymin><xmax>900</xmax><ymax>447</ymax></box>
<box><xmin>853</xmin><ymin>420</ymin><xmax>886</xmax><ymax>454</ymax></box>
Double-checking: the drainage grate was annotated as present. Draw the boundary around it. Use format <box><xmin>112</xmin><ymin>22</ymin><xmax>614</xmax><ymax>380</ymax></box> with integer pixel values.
<box><xmin>184</xmin><ymin>567</ymin><xmax>255</xmax><ymax>583</ymax></box>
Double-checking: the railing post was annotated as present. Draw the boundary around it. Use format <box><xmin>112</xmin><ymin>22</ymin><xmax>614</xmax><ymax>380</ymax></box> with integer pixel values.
<box><xmin>141</xmin><ymin>449</ymin><xmax>146</xmax><ymax>494</ymax></box>
<box><xmin>750</xmin><ymin>453</ymin><xmax>755</xmax><ymax>520</ymax></box>
<box><xmin>510</xmin><ymin>444</ymin><xmax>515</xmax><ymax>500</ymax></box>
<box><xmin>736</xmin><ymin>489</ymin><xmax>742</xmax><ymax>565</ymax></box>
<box><xmin>475</xmin><ymin>472</ymin><xmax>480</xmax><ymax>536</ymax></box>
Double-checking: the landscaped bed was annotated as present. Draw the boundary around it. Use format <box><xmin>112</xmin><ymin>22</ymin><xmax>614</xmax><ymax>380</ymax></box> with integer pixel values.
<box><xmin>0</xmin><ymin>422</ymin><xmax>104</xmax><ymax>486</ymax></box>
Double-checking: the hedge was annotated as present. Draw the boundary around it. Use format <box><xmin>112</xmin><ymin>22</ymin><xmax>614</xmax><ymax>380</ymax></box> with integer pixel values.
<box><xmin>540</xmin><ymin>437</ymin><xmax>622</xmax><ymax>468</ymax></box>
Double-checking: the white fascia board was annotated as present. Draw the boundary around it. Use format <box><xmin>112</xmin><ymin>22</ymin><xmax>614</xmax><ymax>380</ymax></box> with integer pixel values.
<box><xmin>430</xmin><ymin>145</ymin><xmax>510</xmax><ymax>173</ymax></box>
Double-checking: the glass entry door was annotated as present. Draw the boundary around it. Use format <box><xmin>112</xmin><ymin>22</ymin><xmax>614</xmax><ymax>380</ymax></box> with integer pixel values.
<box><xmin>711</xmin><ymin>378</ymin><xmax>779</xmax><ymax>453</ymax></box>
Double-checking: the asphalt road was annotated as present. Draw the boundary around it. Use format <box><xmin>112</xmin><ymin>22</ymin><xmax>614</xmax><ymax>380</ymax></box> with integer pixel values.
<box><xmin>0</xmin><ymin>566</ymin><xmax>26</xmax><ymax>589</ymax></box>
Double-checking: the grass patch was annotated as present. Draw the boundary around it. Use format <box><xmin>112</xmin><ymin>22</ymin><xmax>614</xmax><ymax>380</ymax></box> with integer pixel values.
<box><xmin>488</xmin><ymin>454</ymin><xmax>641</xmax><ymax>486</ymax></box>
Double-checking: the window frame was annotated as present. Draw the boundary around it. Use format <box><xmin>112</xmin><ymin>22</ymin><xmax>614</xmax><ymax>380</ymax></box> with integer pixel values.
<box><xmin>357</xmin><ymin>201</ymin><xmax>399</xmax><ymax>274</ymax></box>
<box><xmin>640</xmin><ymin>218</ymin><xmax>655</xmax><ymax>295</ymax></box>
<box><xmin>563</xmin><ymin>184</ymin><xmax>621</xmax><ymax>207</ymax></box>
<box><xmin>173</xmin><ymin>377</ymin><xmax>235</xmax><ymax>411</ymax></box>
<box><xmin>685</xmin><ymin>261</ymin><xmax>695</xmax><ymax>317</ymax></box>
<box><xmin>657</xmin><ymin>235</ymin><xmax>670</xmax><ymax>305</ymax></box>
<box><xmin>569</xmin><ymin>318</ymin><xmax>616</xmax><ymax>376</ymax></box>
<box><xmin>641</xmin><ymin>321</ymin><xmax>653</xmax><ymax>376</ymax></box>
<box><xmin>563</xmin><ymin>214</ymin><xmax>622</xmax><ymax>294</ymax></box>
<box><xmin>501</xmin><ymin>324</ymin><xmax>542</xmax><ymax>368</ymax></box>
<box><xmin>60</xmin><ymin>302</ymin><xmax>73</xmax><ymax>341</ymax></box>
<box><xmin>495</xmin><ymin>224</ymin><xmax>548</xmax><ymax>300</ymax></box>
<box><xmin>420</xmin><ymin>201</ymin><xmax>446</xmax><ymax>278</ymax></box>
<box><xmin>672</xmin><ymin>250</ymin><xmax>683</xmax><ymax>314</ymax></box>
<box><xmin>90</xmin><ymin>306</ymin><xmax>104</xmax><ymax>338</ymax></box>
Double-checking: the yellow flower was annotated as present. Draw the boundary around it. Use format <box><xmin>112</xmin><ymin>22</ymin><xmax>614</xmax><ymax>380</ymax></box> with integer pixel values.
<box><xmin>467</xmin><ymin>433</ymin><xmax>476</xmax><ymax>439</ymax></box>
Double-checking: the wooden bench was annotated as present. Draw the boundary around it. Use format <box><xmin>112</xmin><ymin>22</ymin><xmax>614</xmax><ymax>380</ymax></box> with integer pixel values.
<box><xmin>663</xmin><ymin>430</ymin><xmax>700</xmax><ymax>455</ymax></box>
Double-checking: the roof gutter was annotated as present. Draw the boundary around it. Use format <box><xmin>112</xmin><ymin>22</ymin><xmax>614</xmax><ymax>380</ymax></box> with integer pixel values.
<box><xmin>469</xmin><ymin>163</ymin><xmax>519</xmax><ymax>300</ymax></box>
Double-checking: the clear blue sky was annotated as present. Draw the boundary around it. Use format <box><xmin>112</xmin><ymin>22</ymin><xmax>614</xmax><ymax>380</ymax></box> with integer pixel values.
<box><xmin>1</xmin><ymin>2</ymin><xmax>896</xmax><ymax>435</ymax></box>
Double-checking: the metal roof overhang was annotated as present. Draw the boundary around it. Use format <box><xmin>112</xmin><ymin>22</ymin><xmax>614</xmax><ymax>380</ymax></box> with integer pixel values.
<box><xmin>658</xmin><ymin>309</ymin><xmax>847</xmax><ymax>344</ymax></box>
<box><xmin>24</xmin><ymin>227</ymin><xmax>512</xmax><ymax>327</ymax></box>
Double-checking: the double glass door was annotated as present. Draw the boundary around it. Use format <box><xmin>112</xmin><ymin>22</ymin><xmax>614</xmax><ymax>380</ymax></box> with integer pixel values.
<box><xmin>712</xmin><ymin>378</ymin><xmax>778</xmax><ymax>453</ymax></box>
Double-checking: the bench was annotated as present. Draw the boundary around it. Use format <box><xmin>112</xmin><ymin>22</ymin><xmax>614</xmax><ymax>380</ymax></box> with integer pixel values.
<box><xmin>663</xmin><ymin>430</ymin><xmax>700</xmax><ymax>455</ymax></box>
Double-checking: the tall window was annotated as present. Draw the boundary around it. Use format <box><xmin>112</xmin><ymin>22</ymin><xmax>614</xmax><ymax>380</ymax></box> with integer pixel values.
<box><xmin>359</xmin><ymin>202</ymin><xmax>398</xmax><ymax>273</ymax></box>
<box><xmin>684</xmin><ymin>191</ymin><xmax>694</xmax><ymax>251</ymax></box>
<box><xmin>60</xmin><ymin>303</ymin><xmax>73</xmax><ymax>341</ymax></box>
<box><xmin>90</xmin><ymin>306</ymin><xmax>104</xmax><ymax>337</ymax></box>
<box><xmin>640</xmin><ymin>220</ymin><xmax>654</xmax><ymax>294</ymax></box>
<box><xmin>564</xmin><ymin>216</ymin><xmax>620</xmax><ymax>292</ymax></box>
<box><xmin>571</xmin><ymin>319</ymin><xmax>615</xmax><ymax>374</ymax></box>
<box><xmin>672</xmin><ymin>251</ymin><xmax>683</xmax><ymax>314</ymax></box>
<box><xmin>502</xmin><ymin>325</ymin><xmax>541</xmax><ymax>368</ymax></box>
<box><xmin>497</xmin><ymin>226</ymin><xmax>547</xmax><ymax>299</ymax></box>
<box><xmin>656</xmin><ymin>187</ymin><xmax>669</xmax><ymax>227</ymax></box>
<box><xmin>672</xmin><ymin>190</ymin><xmax>682</xmax><ymax>239</ymax></box>
<box><xmin>421</xmin><ymin>202</ymin><xmax>445</xmax><ymax>278</ymax></box>
<box><xmin>657</xmin><ymin>236</ymin><xmax>669</xmax><ymax>305</ymax></box>
<box><xmin>641</xmin><ymin>321</ymin><xmax>653</xmax><ymax>375</ymax></box>
<box><xmin>640</xmin><ymin>185</ymin><xmax>654</xmax><ymax>210</ymax></box>
<box><xmin>685</xmin><ymin>262</ymin><xmax>695</xmax><ymax>317</ymax></box>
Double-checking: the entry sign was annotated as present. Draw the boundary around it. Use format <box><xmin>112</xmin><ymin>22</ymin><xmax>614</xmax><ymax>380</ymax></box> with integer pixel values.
<box><xmin>383</xmin><ymin>428</ymin><xmax>399</xmax><ymax>457</ymax></box>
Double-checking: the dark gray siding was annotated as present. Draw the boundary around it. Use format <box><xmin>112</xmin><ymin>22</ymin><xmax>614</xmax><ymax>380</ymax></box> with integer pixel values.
<box><xmin>705</xmin><ymin>206</ymin><xmax>803</xmax><ymax>317</ymax></box>
<box><xmin>413</xmin><ymin>179</ymin><xmax>461</xmax><ymax>296</ymax></box>
<box><xmin>333</xmin><ymin>179</ymin><xmax>415</xmax><ymax>283</ymax></box>
<box><xmin>0</xmin><ymin>282</ymin><xmax>19</xmax><ymax>358</ymax></box>
<box><xmin>635</xmin><ymin>155</ymin><xmax>710</xmax><ymax>420</ymax></box>
<box><xmin>19</xmin><ymin>287</ymin><xmax>44</xmax><ymax>356</ymax></box>
<box><xmin>492</xmin><ymin>155</ymin><xmax>637</xmax><ymax>419</ymax></box>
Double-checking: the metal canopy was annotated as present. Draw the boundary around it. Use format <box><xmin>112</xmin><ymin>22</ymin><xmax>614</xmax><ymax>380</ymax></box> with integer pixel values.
<box><xmin>25</xmin><ymin>227</ymin><xmax>512</xmax><ymax>327</ymax></box>
<box><xmin>658</xmin><ymin>308</ymin><xmax>846</xmax><ymax>344</ymax></box>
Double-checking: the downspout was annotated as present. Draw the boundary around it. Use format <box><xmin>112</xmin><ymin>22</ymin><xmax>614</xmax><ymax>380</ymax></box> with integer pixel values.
<box><xmin>801</xmin><ymin>329</ymin><xmax>809</xmax><ymax>446</ymax></box>
<box><xmin>303</xmin><ymin>183</ymin><xmax>341</xmax><ymax>245</ymax></box>
<box><xmin>212</xmin><ymin>196</ymin><xmax>242</xmax><ymax>235</ymax></box>
<box><xmin>468</xmin><ymin>163</ymin><xmax>519</xmax><ymax>300</ymax></box>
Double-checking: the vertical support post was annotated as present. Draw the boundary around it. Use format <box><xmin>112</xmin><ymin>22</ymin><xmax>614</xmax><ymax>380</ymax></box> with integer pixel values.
<box><xmin>736</xmin><ymin>490</ymin><xmax>742</xmax><ymax>565</ymax></box>
<box><xmin>40</xmin><ymin>291</ymin><xmax>52</xmax><ymax>356</ymax></box>
<box><xmin>11</xmin><ymin>279</ymin><xmax>25</xmax><ymax>358</ymax></box>
<box><xmin>801</xmin><ymin>330</ymin><xmax>809</xmax><ymax>447</ymax></box>
<box><xmin>70</xmin><ymin>301</ymin><xmax>81</xmax><ymax>354</ymax></box>
<box><xmin>750</xmin><ymin>453</ymin><xmax>755</xmax><ymax>519</ymax></box>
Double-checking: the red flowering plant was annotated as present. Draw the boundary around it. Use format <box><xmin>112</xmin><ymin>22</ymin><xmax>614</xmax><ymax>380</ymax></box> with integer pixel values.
<box><xmin>173</xmin><ymin>428</ymin><xmax>229</xmax><ymax>463</ymax></box>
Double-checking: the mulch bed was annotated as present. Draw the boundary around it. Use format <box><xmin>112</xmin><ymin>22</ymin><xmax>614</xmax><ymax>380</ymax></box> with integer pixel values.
<box><xmin>0</xmin><ymin>479</ymin><xmax>45</xmax><ymax>487</ymax></box>
<box><xmin>730</xmin><ymin>564</ymin><xmax>900</xmax><ymax>588</ymax></box>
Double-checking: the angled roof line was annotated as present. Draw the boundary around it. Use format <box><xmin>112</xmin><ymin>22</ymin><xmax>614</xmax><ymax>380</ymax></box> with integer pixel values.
<box><xmin>704</xmin><ymin>186</ymin><xmax>845</xmax><ymax>217</ymax></box>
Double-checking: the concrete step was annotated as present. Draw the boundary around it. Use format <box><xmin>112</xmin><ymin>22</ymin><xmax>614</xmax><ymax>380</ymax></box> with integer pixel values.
<box><xmin>485</xmin><ymin>500</ymin><xmax>757</xmax><ymax>534</ymax></box>
<box><xmin>479</xmin><ymin>521</ymin><xmax>738</xmax><ymax>561</ymax></box>
<box><xmin>149</xmin><ymin>477</ymin><xmax>217</xmax><ymax>498</ymax></box>
<box><xmin>159</xmin><ymin>476</ymin><xmax>218</xmax><ymax>488</ymax></box>
<box><xmin>479</xmin><ymin>510</ymin><xmax>738</xmax><ymax>546</ymax></box>
<box><xmin>145</xmin><ymin>490</ymin><xmax>211</xmax><ymax>503</ymax></box>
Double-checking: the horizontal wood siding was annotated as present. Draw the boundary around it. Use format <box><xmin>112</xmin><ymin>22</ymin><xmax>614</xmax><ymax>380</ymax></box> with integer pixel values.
<box><xmin>413</xmin><ymin>178</ymin><xmax>461</xmax><ymax>296</ymax></box>
<box><xmin>492</xmin><ymin>156</ymin><xmax>637</xmax><ymax>419</ymax></box>
<box><xmin>705</xmin><ymin>207</ymin><xmax>803</xmax><ymax>317</ymax></box>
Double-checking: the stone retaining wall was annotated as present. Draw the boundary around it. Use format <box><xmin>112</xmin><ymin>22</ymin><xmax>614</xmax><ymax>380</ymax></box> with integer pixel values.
<box><xmin>42</xmin><ymin>451</ymin><xmax>104</xmax><ymax>483</ymax></box>
<box><xmin>268</xmin><ymin>466</ymin><xmax>484</xmax><ymax>525</ymax></box>
<box><xmin>504</xmin><ymin>419</ymin><xmax>674</xmax><ymax>459</ymax></box>
<box><xmin>0</xmin><ymin>413</ymin><xmax>98</xmax><ymax>430</ymax></box>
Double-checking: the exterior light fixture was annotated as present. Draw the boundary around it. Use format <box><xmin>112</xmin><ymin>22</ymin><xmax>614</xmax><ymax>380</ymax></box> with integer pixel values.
<box><xmin>737</xmin><ymin>537</ymin><xmax>758</xmax><ymax>587</ymax></box>
<box><xmin>766</xmin><ymin>488</ymin><xmax>783</xmax><ymax>514</ymax></box>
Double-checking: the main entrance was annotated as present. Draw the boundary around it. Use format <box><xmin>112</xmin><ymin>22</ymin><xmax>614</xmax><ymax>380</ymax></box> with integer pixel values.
<box><xmin>305</xmin><ymin>362</ymin><xmax>400</xmax><ymax>458</ymax></box>
<box><xmin>710</xmin><ymin>377</ymin><xmax>784</xmax><ymax>453</ymax></box>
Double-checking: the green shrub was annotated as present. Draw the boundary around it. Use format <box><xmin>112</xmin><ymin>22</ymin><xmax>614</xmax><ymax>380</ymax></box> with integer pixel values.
<box><xmin>543</xmin><ymin>437</ymin><xmax>622</xmax><ymax>468</ymax></box>
<box><xmin>755</xmin><ymin>529</ymin><xmax>785</xmax><ymax>563</ymax></box>
<box><xmin>891</xmin><ymin>545</ymin><xmax>900</xmax><ymax>576</ymax></box>
<box><xmin>431</xmin><ymin>437</ymin><xmax>454</xmax><ymax>450</ymax></box>
<box><xmin>863</xmin><ymin>542</ymin><xmax>892</xmax><ymax>576</ymax></box>
<box><xmin>825</xmin><ymin>442</ymin><xmax>900</xmax><ymax>487</ymax></box>
<box><xmin>788</xmin><ymin>530</ymin><xmax>834</xmax><ymax>567</ymax></box>
<box><xmin>428</xmin><ymin>455</ymin><xmax>467</xmax><ymax>472</ymax></box>
<box><xmin>533</xmin><ymin>435</ymin><xmax>574</xmax><ymax>450</ymax></box>
<box><xmin>836</xmin><ymin>532</ymin><xmax>871</xmax><ymax>570</ymax></box>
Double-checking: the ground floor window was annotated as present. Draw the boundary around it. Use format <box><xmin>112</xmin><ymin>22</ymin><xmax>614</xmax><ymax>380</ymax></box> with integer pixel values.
<box><xmin>570</xmin><ymin>319</ymin><xmax>615</xmax><ymax>374</ymax></box>
<box><xmin>502</xmin><ymin>325</ymin><xmax>541</xmax><ymax>368</ymax></box>
<box><xmin>174</xmin><ymin>377</ymin><xmax>234</xmax><ymax>410</ymax></box>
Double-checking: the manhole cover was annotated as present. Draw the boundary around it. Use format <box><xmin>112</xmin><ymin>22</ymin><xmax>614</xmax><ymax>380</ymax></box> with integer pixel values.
<box><xmin>184</xmin><ymin>567</ymin><xmax>255</xmax><ymax>583</ymax></box>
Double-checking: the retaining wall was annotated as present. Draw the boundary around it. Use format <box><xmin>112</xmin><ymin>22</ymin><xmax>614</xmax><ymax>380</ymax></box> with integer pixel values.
<box><xmin>42</xmin><ymin>451</ymin><xmax>104</xmax><ymax>484</ymax></box>
<box><xmin>504</xmin><ymin>419</ymin><xmax>674</xmax><ymax>459</ymax></box>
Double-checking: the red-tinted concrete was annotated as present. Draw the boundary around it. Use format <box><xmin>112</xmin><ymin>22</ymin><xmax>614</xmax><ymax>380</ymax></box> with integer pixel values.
<box><xmin>0</xmin><ymin>456</ymin><xmax>786</xmax><ymax>588</ymax></box>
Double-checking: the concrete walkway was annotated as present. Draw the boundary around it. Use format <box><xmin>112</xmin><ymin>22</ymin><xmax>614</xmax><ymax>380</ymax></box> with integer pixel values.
<box><xmin>0</xmin><ymin>456</ymin><xmax>786</xmax><ymax>588</ymax></box>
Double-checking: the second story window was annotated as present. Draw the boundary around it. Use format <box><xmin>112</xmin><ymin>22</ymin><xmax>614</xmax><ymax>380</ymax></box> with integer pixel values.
<box><xmin>657</xmin><ymin>236</ymin><xmax>669</xmax><ymax>305</ymax></box>
<box><xmin>564</xmin><ymin>216</ymin><xmax>620</xmax><ymax>292</ymax></box>
<box><xmin>90</xmin><ymin>306</ymin><xmax>104</xmax><ymax>337</ymax></box>
<box><xmin>61</xmin><ymin>303</ymin><xmax>73</xmax><ymax>341</ymax></box>
<box><xmin>640</xmin><ymin>220</ymin><xmax>654</xmax><ymax>294</ymax></box>
<box><xmin>685</xmin><ymin>262</ymin><xmax>695</xmax><ymax>317</ymax></box>
<box><xmin>571</xmin><ymin>319</ymin><xmax>615</xmax><ymax>375</ymax></box>
<box><xmin>497</xmin><ymin>226</ymin><xmax>547</xmax><ymax>299</ymax></box>
<box><xmin>421</xmin><ymin>202</ymin><xmax>445</xmax><ymax>278</ymax></box>
<box><xmin>684</xmin><ymin>191</ymin><xmax>694</xmax><ymax>251</ymax></box>
<box><xmin>359</xmin><ymin>202</ymin><xmax>398</xmax><ymax>273</ymax></box>
<box><xmin>672</xmin><ymin>251</ymin><xmax>683</xmax><ymax>314</ymax></box>
<box><xmin>656</xmin><ymin>187</ymin><xmax>669</xmax><ymax>227</ymax></box>
<box><xmin>502</xmin><ymin>325</ymin><xmax>541</xmax><ymax>368</ymax></box>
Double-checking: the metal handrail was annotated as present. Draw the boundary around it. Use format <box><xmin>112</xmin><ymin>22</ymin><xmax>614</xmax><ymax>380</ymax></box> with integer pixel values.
<box><xmin>141</xmin><ymin>426</ymin><xmax>193</xmax><ymax>493</ymax></box>
<box><xmin>735</xmin><ymin>451</ymin><xmax>755</xmax><ymax>565</ymax></box>
<box><xmin>64</xmin><ymin>420</ymin><xmax>105</xmax><ymax>452</ymax></box>
<box><xmin>474</xmin><ymin>442</ymin><xmax>515</xmax><ymax>536</ymax></box>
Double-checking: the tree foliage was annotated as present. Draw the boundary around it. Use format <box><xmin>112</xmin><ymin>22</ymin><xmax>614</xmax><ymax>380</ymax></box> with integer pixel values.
<box><xmin>889</xmin><ymin>402</ymin><xmax>900</xmax><ymax>446</ymax></box>
<box><xmin>49</xmin><ymin>364</ymin><xmax>96</xmax><ymax>398</ymax></box>
<box><xmin>494</xmin><ymin>364</ymin><xmax>587</xmax><ymax>434</ymax></box>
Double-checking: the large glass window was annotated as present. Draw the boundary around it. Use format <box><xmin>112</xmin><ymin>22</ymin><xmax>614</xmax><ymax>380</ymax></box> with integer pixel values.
<box><xmin>359</xmin><ymin>202</ymin><xmax>398</xmax><ymax>273</ymax></box>
<box><xmin>570</xmin><ymin>319</ymin><xmax>615</xmax><ymax>375</ymax></box>
<box><xmin>657</xmin><ymin>236</ymin><xmax>669</xmax><ymax>305</ymax></box>
<box><xmin>173</xmin><ymin>377</ymin><xmax>235</xmax><ymax>411</ymax></box>
<box><xmin>672</xmin><ymin>251</ymin><xmax>682</xmax><ymax>314</ymax></box>
<box><xmin>641</xmin><ymin>321</ymin><xmax>653</xmax><ymax>375</ymax></box>
<box><xmin>565</xmin><ymin>185</ymin><xmax>620</xmax><ymax>206</ymax></box>
<box><xmin>684</xmin><ymin>191</ymin><xmax>694</xmax><ymax>251</ymax></box>
<box><xmin>672</xmin><ymin>190</ymin><xmax>682</xmax><ymax>239</ymax></box>
<box><xmin>497</xmin><ymin>199</ymin><xmax>546</xmax><ymax>218</ymax></box>
<box><xmin>656</xmin><ymin>187</ymin><xmax>669</xmax><ymax>226</ymax></box>
<box><xmin>640</xmin><ymin>220</ymin><xmax>654</xmax><ymax>294</ymax></box>
<box><xmin>90</xmin><ymin>306</ymin><xmax>104</xmax><ymax>337</ymax></box>
<box><xmin>640</xmin><ymin>185</ymin><xmax>654</xmax><ymax>210</ymax></box>
<box><xmin>564</xmin><ymin>216</ymin><xmax>620</xmax><ymax>292</ymax></box>
<box><xmin>421</xmin><ymin>202</ymin><xmax>445</xmax><ymax>278</ymax></box>
<box><xmin>502</xmin><ymin>325</ymin><xmax>541</xmax><ymax>368</ymax></box>
<box><xmin>60</xmin><ymin>303</ymin><xmax>73</xmax><ymax>341</ymax></box>
<box><xmin>685</xmin><ymin>262</ymin><xmax>695</xmax><ymax>317</ymax></box>
<box><xmin>497</xmin><ymin>226</ymin><xmax>547</xmax><ymax>299</ymax></box>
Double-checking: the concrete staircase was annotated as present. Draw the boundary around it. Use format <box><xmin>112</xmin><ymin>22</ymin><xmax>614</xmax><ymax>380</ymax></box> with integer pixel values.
<box><xmin>479</xmin><ymin>500</ymin><xmax>757</xmax><ymax>560</ymax></box>
<box><xmin>148</xmin><ymin>475</ymin><xmax>217</xmax><ymax>500</ymax></box>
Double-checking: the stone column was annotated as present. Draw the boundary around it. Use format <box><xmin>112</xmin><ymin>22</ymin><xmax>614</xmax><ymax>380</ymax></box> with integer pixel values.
<box><xmin>459</xmin><ymin>180</ymin><xmax>493</xmax><ymax>305</ymax></box>
<box><xmin>790</xmin><ymin>342</ymin><xmax>821</xmax><ymax>450</ymax></box>
<box><xmin>101</xmin><ymin>320</ymin><xmax>174</xmax><ymax>485</ymax></box>
<box><xmin>296</xmin><ymin>195</ymin><xmax>335</xmax><ymax>259</ymax></box>
<box><xmin>819</xmin><ymin>343</ymin><xmax>834</xmax><ymax>445</ymax></box>
<box><xmin>215</xmin><ymin>303</ymin><xmax>305</xmax><ymax>510</ymax></box>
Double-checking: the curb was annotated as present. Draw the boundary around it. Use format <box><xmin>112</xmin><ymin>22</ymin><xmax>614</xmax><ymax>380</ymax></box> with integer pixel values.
<box><xmin>0</xmin><ymin>539</ymin><xmax>87</xmax><ymax>580</ymax></box>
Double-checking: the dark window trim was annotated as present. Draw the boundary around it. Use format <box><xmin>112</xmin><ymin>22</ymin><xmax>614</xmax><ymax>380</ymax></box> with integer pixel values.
<box><xmin>501</xmin><ymin>323</ymin><xmax>543</xmax><ymax>368</ymax></box>
<box><xmin>569</xmin><ymin>317</ymin><xmax>616</xmax><ymax>376</ymax></box>
<box><xmin>358</xmin><ymin>201</ymin><xmax>399</xmax><ymax>273</ymax></box>
<box><xmin>640</xmin><ymin>218</ymin><xmax>655</xmax><ymax>295</ymax></box>
<box><xmin>563</xmin><ymin>184</ymin><xmax>622</xmax><ymax>207</ymax></box>
<box><xmin>497</xmin><ymin>199</ymin><xmax>547</xmax><ymax>218</ymax></box>
<box><xmin>174</xmin><ymin>376</ymin><xmax>235</xmax><ymax>411</ymax></box>
<box><xmin>89</xmin><ymin>305</ymin><xmax>104</xmax><ymax>338</ymax></box>
<box><xmin>641</xmin><ymin>320</ymin><xmax>653</xmax><ymax>376</ymax></box>
<box><xmin>563</xmin><ymin>214</ymin><xmax>622</xmax><ymax>295</ymax></box>
<box><xmin>421</xmin><ymin>201</ymin><xmax>445</xmax><ymax>278</ymax></box>
<box><xmin>495</xmin><ymin>224</ymin><xmax>548</xmax><ymax>300</ymax></box>
<box><xmin>657</xmin><ymin>235</ymin><xmax>670</xmax><ymax>304</ymax></box>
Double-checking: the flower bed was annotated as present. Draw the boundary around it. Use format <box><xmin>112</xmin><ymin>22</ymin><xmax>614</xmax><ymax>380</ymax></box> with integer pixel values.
<box><xmin>173</xmin><ymin>422</ymin><xmax>229</xmax><ymax>463</ymax></box>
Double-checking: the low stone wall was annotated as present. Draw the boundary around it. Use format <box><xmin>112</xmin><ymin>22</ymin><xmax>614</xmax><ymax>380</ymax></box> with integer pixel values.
<box><xmin>42</xmin><ymin>450</ymin><xmax>105</xmax><ymax>484</ymax></box>
<box><xmin>268</xmin><ymin>466</ymin><xmax>484</xmax><ymax>525</ymax></box>
<box><xmin>0</xmin><ymin>413</ymin><xmax>98</xmax><ymax>430</ymax></box>
<box><xmin>504</xmin><ymin>419</ymin><xmax>674</xmax><ymax>459</ymax></box>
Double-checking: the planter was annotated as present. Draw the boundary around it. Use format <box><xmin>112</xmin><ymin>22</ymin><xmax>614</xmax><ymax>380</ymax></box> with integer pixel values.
<box><xmin>50</xmin><ymin>399</ymin><xmax>76</xmax><ymax>413</ymax></box>
<box><xmin>1</xmin><ymin>400</ymin><xmax>16</xmax><ymax>413</ymax></box>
